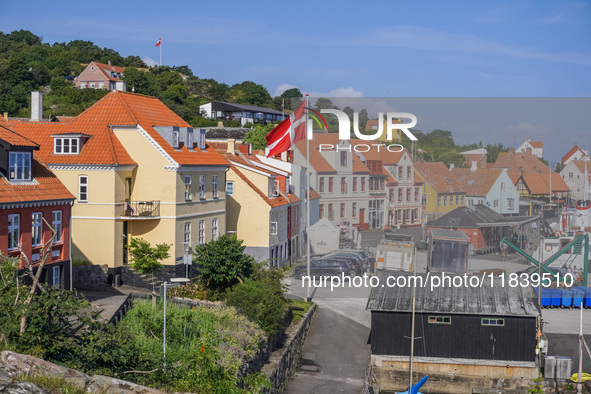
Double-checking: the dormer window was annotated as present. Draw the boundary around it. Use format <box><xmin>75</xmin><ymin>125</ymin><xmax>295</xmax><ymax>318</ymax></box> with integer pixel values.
<box><xmin>54</xmin><ymin>137</ymin><xmax>79</xmax><ymax>154</ymax></box>
<box><xmin>187</xmin><ymin>129</ymin><xmax>194</xmax><ymax>149</ymax></box>
<box><xmin>198</xmin><ymin>129</ymin><xmax>206</xmax><ymax>150</ymax></box>
<box><xmin>9</xmin><ymin>152</ymin><xmax>32</xmax><ymax>181</ymax></box>
<box><xmin>172</xmin><ymin>129</ymin><xmax>180</xmax><ymax>149</ymax></box>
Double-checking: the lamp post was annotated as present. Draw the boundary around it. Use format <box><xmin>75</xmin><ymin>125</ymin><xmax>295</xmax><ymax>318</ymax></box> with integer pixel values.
<box><xmin>163</xmin><ymin>281</ymin><xmax>168</xmax><ymax>373</ymax></box>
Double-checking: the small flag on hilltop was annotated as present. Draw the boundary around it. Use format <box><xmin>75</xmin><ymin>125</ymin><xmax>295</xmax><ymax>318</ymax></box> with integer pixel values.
<box><xmin>266</xmin><ymin>101</ymin><xmax>306</xmax><ymax>158</ymax></box>
<box><xmin>155</xmin><ymin>38</ymin><xmax>162</xmax><ymax>47</ymax></box>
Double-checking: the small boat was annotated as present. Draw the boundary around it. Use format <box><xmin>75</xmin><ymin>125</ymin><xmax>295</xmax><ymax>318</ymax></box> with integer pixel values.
<box><xmin>397</xmin><ymin>375</ymin><xmax>428</xmax><ymax>394</ymax></box>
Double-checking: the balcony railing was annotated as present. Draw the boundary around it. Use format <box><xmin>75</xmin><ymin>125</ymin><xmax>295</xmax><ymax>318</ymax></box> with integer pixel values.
<box><xmin>123</xmin><ymin>201</ymin><xmax>160</xmax><ymax>218</ymax></box>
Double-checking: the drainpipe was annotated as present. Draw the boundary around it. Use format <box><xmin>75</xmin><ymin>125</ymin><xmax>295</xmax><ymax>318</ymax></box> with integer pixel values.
<box><xmin>69</xmin><ymin>201</ymin><xmax>73</xmax><ymax>291</ymax></box>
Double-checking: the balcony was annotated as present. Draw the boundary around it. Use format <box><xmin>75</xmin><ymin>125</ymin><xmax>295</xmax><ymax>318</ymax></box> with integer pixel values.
<box><xmin>123</xmin><ymin>201</ymin><xmax>160</xmax><ymax>219</ymax></box>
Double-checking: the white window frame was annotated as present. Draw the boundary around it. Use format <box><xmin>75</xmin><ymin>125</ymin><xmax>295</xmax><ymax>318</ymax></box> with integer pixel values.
<box><xmin>212</xmin><ymin>175</ymin><xmax>218</xmax><ymax>198</ymax></box>
<box><xmin>271</xmin><ymin>221</ymin><xmax>277</xmax><ymax>235</ymax></box>
<box><xmin>79</xmin><ymin>175</ymin><xmax>88</xmax><ymax>202</ymax></box>
<box><xmin>8</xmin><ymin>151</ymin><xmax>32</xmax><ymax>181</ymax></box>
<box><xmin>226</xmin><ymin>181</ymin><xmax>234</xmax><ymax>196</ymax></box>
<box><xmin>494</xmin><ymin>199</ymin><xmax>499</xmax><ymax>208</ymax></box>
<box><xmin>508</xmin><ymin>198</ymin><xmax>515</xmax><ymax>209</ymax></box>
<box><xmin>172</xmin><ymin>129</ymin><xmax>180</xmax><ymax>148</ymax></box>
<box><xmin>53</xmin><ymin>138</ymin><xmax>79</xmax><ymax>154</ymax></box>
<box><xmin>184</xmin><ymin>222</ymin><xmax>191</xmax><ymax>243</ymax></box>
<box><xmin>187</xmin><ymin>129</ymin><xmax>194</xmax><ymax>148</ymax></box>
<box><xmin>8</xmin><ymin>214</ymin><xmax>20</xmax><ymax>250</ymax></box>
<box><xmin>52</xmin><ymin>265</ymin><xmax>61</xmax><ymax>287</ymax></box>
<box><xmin>198</xmin><ymin>220</ymin><xmax>205</xmax><ymax>245</ymax></box>
<box><xmin>52</xmin><ymin>210</ymin><xmax>62</xmax><ymax>244</ymax></box>
<box><xmin>212</xmin><ymin>218</ymin><xmax>219</xmax><ymax>241</ymax></box>
<box><xmin>199</xmin><ymin>175</ymin><xmax>205</xmax><ymax>199</ymax></box>
<box><xmin>199</xmin><ymin>130</ymin><xmax>206</xmax><ymax>150</ymax></box>
<box><xmin>184</xmin><ymin>175</ymin><xmax>191</xmax><ymax>201</ymax></box>
<box><xmin>32</xmin><ymin>212</ymin><xmax>43</xmax><ymax>247</ymax></box>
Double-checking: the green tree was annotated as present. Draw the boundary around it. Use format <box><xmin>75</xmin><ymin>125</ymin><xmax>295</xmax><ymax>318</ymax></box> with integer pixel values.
<box><xmin>122</xmin><ymin>67</ymin><xmax>155</xmax><ymax>95</ymax></box>
<box><xmin>485</xmin><ymin>143</ymin><xmax>508</xmax><ymax>164</ymax></box>
<box><xmin>128</xmin><ymin>237</ymin><xmax>171</xmax><ymax>293</ymax></box>
<box><xmin>244</xmin><ymin>123</ymin><xmax>275</xmax><ymax>150</ymax></box>
<box><xmin>193</xmin><ymin>235</ymin><xmax>254</xmax><ymax>298</ymax></box>
<box><xmin>226</xmin><ymin>278</ymin><xmax>286</xmax><ymax>336</ymax></box>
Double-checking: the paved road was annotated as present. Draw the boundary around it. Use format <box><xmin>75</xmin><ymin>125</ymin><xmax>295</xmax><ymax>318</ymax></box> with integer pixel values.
<box><xmin>285</xmin><ymin>305</ymin><xmax>370</xmax><ymax>393</ymax></box>
<box><xmin>79</xmin><ymin>285</ymin><xmax>150</xmax><ymax>322</ymax></box>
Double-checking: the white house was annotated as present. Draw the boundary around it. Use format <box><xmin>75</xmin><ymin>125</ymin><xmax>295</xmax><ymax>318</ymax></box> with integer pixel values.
<box><xmin>516</xmin><ymin>138</ymin><xmax>543</xmax><ymax>159</ymax></box>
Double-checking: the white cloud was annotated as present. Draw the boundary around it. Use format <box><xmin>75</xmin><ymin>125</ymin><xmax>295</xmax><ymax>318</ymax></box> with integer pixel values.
<box><xmin>305</xmin><ymin>87</ymin><xmax>365</xmax><ymax>98</ymax></box>
<box><xmin>142</xmin><ymin>57</ymin><xmax>158</xmax><ymax>67</ymax></box>
<box><xmin>274</xmin><ymin>84</ymin><xmax>298</xmax><ymax>97</ymax></box>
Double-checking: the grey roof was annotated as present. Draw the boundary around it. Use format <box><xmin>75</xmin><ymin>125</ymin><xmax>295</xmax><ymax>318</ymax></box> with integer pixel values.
<box><xmin>430</xmin><ymin>204</ymin><xmax>536</xmax><ymax>228</ymax></box>
<box><xmin>366</xmin><ymin>272</ymin><xmax>540</xmax><ymax>317</ymax></box>
<box><xmin>430</xmin><ymin>228</ymin><xmax>470</xmax><ymax>240</ymax></box>
<box><xmin>210</xmin><ymin>101</ymin><xmax>284</xmax><ymax>116</ymax></box>
<box><xmin>204</xmin><ymin>127</ymin><xmax>250</xmax><ymax>140</ymax></box>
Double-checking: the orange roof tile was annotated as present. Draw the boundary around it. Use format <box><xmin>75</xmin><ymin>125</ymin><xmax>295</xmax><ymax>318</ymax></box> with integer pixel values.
<box><xmin>415</xmin><ymin>162</ymin><xmax>465</xmax><ymax>194</ymax></box>
<box><xmin>365</xmin><ymin>119</ymin><xmax>379</xmax><ymax>132</ymax></box>
<box><xmin>572</xmin><ymin>159</ymin><xmax>591</xmax><ymax>174</ymax></box>
<box><xmin>521</xmin><ymin>172</ymin><xmax>569</xmax><ymax>194</ymax></box>
<box><xmin>229</xmin><ymin>162</ymin><xmax>290</xmax><ymax>208</ymax></box>
<box><xmin>295</xmin><ymin>139</ymin><xmax>336</xmax><ymax>173</ymax></box>
<box><xmin>562</xmin><ymin>145</ymin><xmax>586</xmax><ymax>164</ymax></box>
<box><xmin>494</xmin><ymin>150</ymin><xmax>549</xmax><ymax>174</ymax></box>
<box><xmin>13</xmin><ymin>91</ymin><xmax>228</xmax><ymax>167</ymax></box>
<box><xmin>529</xmin><ymin>141</ymin><xmax>543</xmax><ymax>149</ymax></box>
<box><xmin>0</xmin><ymin>117</ymin><xmax>38</xmax><ymax>148</ymax></box>
<box><xmin>450</xmin><ymin>168</ymin><xmax>502</xmax><ymax>197</ymax></box>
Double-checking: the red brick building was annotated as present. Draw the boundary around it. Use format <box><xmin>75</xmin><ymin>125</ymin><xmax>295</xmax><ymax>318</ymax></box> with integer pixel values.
<box><xmin>0</xmin><ymin>118</ymin><xmax>75</xmax><ymax>289</ymax></box>
<box><xmin>75</xmin><ymin>61</ymin><xmax>125</xmax><ymax>91</ymax></box>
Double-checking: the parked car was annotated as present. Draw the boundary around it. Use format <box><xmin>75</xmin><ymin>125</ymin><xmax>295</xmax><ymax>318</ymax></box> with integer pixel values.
<box><xmin>294</xmin><ymin>259</ymin><xmax>352</xmax><ymax>279</ymax></box>
<box><xmin>313</xmin><ymin>255</ymin><xmax>362</xmax><ymax>276</ymax></box>
<box><xmin>325</xmin><ymin>251</ymin><xmax>368</xmax><ymax>271</ymax></box>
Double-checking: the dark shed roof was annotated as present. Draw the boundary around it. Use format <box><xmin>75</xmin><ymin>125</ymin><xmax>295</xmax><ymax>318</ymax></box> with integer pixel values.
<box><xmin>366</xmin><ymin>272</ymin><xmax>540</xmax><ymax>317</ymax></box>
<box><xmin>430</xmin><ymin>204</ymin><xmax>536</xmax><ymax>228</ymax></box>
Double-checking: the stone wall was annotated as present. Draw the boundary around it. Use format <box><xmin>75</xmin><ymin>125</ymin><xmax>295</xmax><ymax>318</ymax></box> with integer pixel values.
<box><xmin>260</xmin><ymin>304</ymin><xmax>317</xmax><ymax>394</ymax></box>
<box><xmin>0</xmin><ymin>351</ymin><xmax>164</xmax><ymax>394</ymax></box>
<box><xmin>72</xmin><ymin>264</ymin><xmax>110</xmax><ymax>290</ymax></box>
<box><xmin>121</xmin><ymin>265</ymin><xmax>188</xmax><ymax>291</ymax></box>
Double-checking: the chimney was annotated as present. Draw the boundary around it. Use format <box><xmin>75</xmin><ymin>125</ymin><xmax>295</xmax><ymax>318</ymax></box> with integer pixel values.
<box><xmin>509</xmin><ymin>148</ymin><xmax>515</xmax><ymax>153</ymax></box>
<box><xmin>526</xmin><ymin>147</ymin><xmax>532</xmax><ymax>154</ymax></box>
<box><xmin>3</xmin><ymin>112</ymin><xmax>7</xmax><ymax>120</ymax></box>
<box><xmin>471</xmin><ymin>160</ymin><xmax>478</xmax><ymax>172</ymax></box>
<box><xmin>479</xmin><ymin>154</ymin><xmax>487</xmax><ymax>169</ymax></box>
<box><xmin>449</xmin><ymin>163</ymin><xmax>455</xmax><ymax>170</ymax></box>
<box><xmin>108</xmin><ymin>60</ymin><xmax>112</xmax><ymax>66</ymax></box>
<box><xmin>239</xmin><ymin>143</ymin><xmax>252</xmax><ymax>155</ymax></box>
<box><xmin>115</xmin><ymin>81</ymin><xmax>126</xmax><ymax>91</ymax></box>
<box><xmin>217</xmin><ymin>121</ymin><xmax>224</xmax><ymax>129</ymax></box>
<box><xmin>31</xmin><ymin>91</ymin><xmax>43</xmax><ymax>121</ymax></box>
<box><xmin>227</xmin><ymin>139</ymin><xmax>236</xmax><ymax>155</ymax></box>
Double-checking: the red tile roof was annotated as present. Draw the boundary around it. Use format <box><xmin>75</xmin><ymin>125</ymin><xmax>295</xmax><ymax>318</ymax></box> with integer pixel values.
<box><xmin>415</xmin><ymin>162</ymin><xmax>465</xmax><ymax>194</ymax></box>
<box><xmin>227</xmin><ymin>158</ymin><xmax>291</xmax><ymax>208</ymax></box>
<box><xmin>0</xmin><ymin>119</ymin><xmax>74</xmax><ymax>204</ymax></box>
<box><xmin>521</xmin><ymin>172</ymin><xmax>570</xmax><ymax>194</ymax></box>
<box><xmin>365</xmin><ymin>119</ymin><xmax>379</xmax><ymax>131</ymax></box>
<box><xmin>562</xmin><ymin>145</ymin><xmax>586</xmax><ymax>164</ymax></box>
<box><xmin>572</xmin><ymin>159</ymin><xmax>591</xmax><ymax>174</ymax></box>
<box><xmin>529</xmin><ymin>141</ymin><xmax>543</xmax><ymax>149</ymax></box>
<box><xmin>13</xmin><ymin>91</ymin><xmax>228</xmax><ymax>167</ymax></box>
<box><xmin>94</xmin><ymin>62</ymin><xmax>125</xmax><ymax>82</ymax></box>
<box><xmin>450</xmin><ymin>168</ymin><xmax>502</xmax><ymax>197</ymax></box>
<box><xmin>0</xmin><ymin>117</ymin><xmax>38</xmax><ymax>148</ymax></box>
<box><xmin>294</xmin><ymin>139</ymin><xmax>336</xmax><ymax>173</ymax></box>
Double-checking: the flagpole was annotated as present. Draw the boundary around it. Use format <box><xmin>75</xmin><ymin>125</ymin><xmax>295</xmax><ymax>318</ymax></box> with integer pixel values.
<box><xmin>160</xmin><ymin>40</ymin><xmax>162</xmax><ymax>66</ymax></box>
<box><xmin>306</xmin><ymin>94</ymin><xmax>311</xmax><ymax>302</ymax></box>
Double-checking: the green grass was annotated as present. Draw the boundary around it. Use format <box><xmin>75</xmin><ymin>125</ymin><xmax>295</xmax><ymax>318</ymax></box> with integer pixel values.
<box><xmin>71</xmin><ymin>259</ymin><xmax>92</xmax><ymax>267</ymax></box>
<box><xmin>16</xmin><ymin>374</ymin><xmax>88</xmax><ymax>394</ymax></box>
<box><xmin>290</xmin><ymin>299</ymin><xmax>314</xmax><ymax>323</ymax></box>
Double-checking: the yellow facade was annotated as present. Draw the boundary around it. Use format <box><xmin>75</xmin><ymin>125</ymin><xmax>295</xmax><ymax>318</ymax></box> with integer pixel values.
<box><xmin>420</xmin><ymin>180</ymin><xmax>466</xmax><ymax>221</ymax></box>
<box><xmin>56</xmin><ymin>126</ymin><xmax>227</xmax><ymax>268</ymax></box>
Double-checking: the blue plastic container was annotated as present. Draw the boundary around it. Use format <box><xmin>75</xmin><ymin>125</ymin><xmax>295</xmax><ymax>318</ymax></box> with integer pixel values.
<box><xmin>551</xmin><ymin>289</ymin><xmax>562</xmax><ymax>307</ymax></box>
<box><xmin>573</xmin><ymin>291</ymin><xmax>584</xmax><ymax>308</ymax></box>
<box><xmin>561</xmin><ymin>290</ymin><xmax>573</xmax><ymax>308</ymax></box>
<box><xmin>584</xmin><ymin>289</ymin><xmax>591</xmax><ymax>308</ymax></box>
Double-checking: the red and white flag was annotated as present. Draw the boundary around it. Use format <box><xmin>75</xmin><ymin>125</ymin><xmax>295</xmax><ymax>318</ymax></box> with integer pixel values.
<box><xmin>155</xmin><ymin>38</ymin><xmax>162</xmax><ymax>47</ymax></box>
<box><xmin>266</xmin><ymin>101</ymin><xmax>306</xmax><ymax>158</ymax></box>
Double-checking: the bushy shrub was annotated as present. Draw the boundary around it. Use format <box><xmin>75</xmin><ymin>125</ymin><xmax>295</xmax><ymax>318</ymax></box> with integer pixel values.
<box><xmin>167</xmin><ymin>282</ymin><xmax>203</xmax><ymax>299</ymax></box>
<box><xmin>225</xmin><ymin>279</ymin><xmax>287</xmax><ymax>336</ymax></box>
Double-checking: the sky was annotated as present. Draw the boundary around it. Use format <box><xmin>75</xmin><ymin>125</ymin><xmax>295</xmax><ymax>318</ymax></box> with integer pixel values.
<box><xmin>1</xmin><ymin>0</ymin><xmax>590</xmax><ymax>162</ymax></box>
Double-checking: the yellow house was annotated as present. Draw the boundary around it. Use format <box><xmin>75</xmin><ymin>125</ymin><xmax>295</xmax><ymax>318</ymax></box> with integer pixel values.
<box><xmin>221</xmin><ymin>141</ymin><xmax>293</xmax><ymax>265</ymax></box>
<box><xmin>14</xmin><ymin>91</ymin><xmax>229</xmax><ymax>281</ymax></box>
<box><xmin>415</xmin><ymin>162</ymin><xmax>466</xmax><ymax>222</ymax></box>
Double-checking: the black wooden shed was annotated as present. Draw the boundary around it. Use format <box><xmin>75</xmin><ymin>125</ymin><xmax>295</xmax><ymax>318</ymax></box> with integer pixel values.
<box><xmin>366</xmin><ymin>272</ymin><xmax>540</xmax><ymax>363</ymax></box>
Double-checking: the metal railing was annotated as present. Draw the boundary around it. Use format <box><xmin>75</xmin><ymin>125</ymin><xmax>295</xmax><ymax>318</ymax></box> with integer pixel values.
<box><xmin>123</xmin><ymin>201</ymin><xmax>160</xmax><ymax>218</ymax></box>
